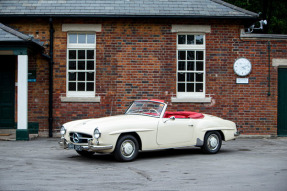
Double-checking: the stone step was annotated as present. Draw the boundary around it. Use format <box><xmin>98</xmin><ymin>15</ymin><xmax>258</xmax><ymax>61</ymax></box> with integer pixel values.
<box><xmin>0</xmin><ymin>129</ymin><xmax>16</xmax><ymax>141</ymax></box>
<box><xmin>0</xmin><ymin>129</ymin><xmax>38</xmax><ymax>141</ymax></box>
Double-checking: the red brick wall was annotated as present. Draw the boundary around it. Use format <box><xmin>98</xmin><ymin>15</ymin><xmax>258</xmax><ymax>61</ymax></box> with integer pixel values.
<box><xmin>4</xmin><ymin>18</ymin><xmax>287</xmax><ymax>136</ymax></box>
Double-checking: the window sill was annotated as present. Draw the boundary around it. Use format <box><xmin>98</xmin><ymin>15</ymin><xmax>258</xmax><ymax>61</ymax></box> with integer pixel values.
<box><xmin>61</xmin><ymin>96</ymin><xmax>101</xmax><ymax>103</ymax></box>
<box><xmin>171</xmin><ymin>97</ymin><xmax>211</xmax><ymax>103</ymax></box>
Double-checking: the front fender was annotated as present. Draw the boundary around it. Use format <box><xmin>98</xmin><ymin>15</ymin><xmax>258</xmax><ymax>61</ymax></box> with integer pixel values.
<box><xmin>109</xmin><ymin>128</ymin><xmax>157</xmax><ymax>151</ymax></box>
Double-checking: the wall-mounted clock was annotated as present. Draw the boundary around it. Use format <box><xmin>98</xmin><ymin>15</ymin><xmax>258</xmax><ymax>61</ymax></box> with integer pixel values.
<box><xmin>233</xmin><ymin>58</ymin><xmax>252</xmax><ymax>77</ymax></box>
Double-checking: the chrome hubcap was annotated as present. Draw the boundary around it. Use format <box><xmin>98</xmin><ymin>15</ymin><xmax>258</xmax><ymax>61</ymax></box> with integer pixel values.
<box><xmin>207</xmin><ymin>135</ymin><xmax>219</xmax><ymax>150</ymax></box>
<box><xmin>121</xmin><ymin>140</ymin><xmax>135</xmax><ymax>157</ymax></box>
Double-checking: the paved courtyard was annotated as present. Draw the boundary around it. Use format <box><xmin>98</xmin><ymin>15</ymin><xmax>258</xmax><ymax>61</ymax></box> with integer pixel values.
<box><xmin>0</xmin><ymin>137</ymin><xmax>287</xmax><ymax>191</ymax></box>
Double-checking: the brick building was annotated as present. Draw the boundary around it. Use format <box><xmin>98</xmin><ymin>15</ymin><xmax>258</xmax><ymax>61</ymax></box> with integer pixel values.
<box><xmin>0</xmin><ymin>0</ymin><xmax>286</xmax><ymax>140</ymax></box>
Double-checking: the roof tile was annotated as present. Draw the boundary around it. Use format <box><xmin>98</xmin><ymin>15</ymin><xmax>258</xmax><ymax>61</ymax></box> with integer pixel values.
<box><xmin>0</xmin><ymin>0</ymin><xmax>258</xmax><ymax>18</ymax></box>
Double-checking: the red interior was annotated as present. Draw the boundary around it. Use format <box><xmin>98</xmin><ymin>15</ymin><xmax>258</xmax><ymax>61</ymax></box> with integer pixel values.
<box><xmin>163</xmin><ymin>111</ymin><xmax>204</xmax><ymax>119</ymax></box>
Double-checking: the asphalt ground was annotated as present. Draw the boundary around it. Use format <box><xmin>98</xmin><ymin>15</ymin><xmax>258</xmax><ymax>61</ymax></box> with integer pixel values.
<box><xmin>0</xmin><ymin>137</ymin><xmax>287</xmax><ymax>191</ymax></box>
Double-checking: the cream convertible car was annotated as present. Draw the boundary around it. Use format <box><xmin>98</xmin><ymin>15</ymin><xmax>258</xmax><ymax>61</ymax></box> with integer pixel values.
<box><xmin>59</xmin><ymin>100</ymin><xmax>239</xmax><ymax>161</ymax></box>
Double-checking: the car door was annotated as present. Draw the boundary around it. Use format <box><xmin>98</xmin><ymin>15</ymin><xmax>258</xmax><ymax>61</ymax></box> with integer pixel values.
<box><xmin>156</xmin><ymin>118</ymin><xmax>194</xmax><ymax>146</ymax></box>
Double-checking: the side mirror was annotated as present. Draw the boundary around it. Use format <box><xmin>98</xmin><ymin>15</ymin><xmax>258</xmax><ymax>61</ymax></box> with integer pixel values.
<box><xmin>164</xmin><ymin>116</ymin><xmax>175</xmax><ymax>123</ymax></box>
<box><xmin>170</xmin><ymin>116</ymin><xmax>175</xmax><ymax>120</ymax></box>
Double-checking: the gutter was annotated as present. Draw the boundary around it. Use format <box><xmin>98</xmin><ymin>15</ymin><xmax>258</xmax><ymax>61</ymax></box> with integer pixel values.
<box><xmin>41</xmin><ymin>18</ymin><xmax>54</xmax><ymax>138</ymax></box>
<box><xmin>48</xmin><ymin>18</ymin><xmax>54</xmax><ymax>138</ymax></box>
<box><xmin>240</xmin><ymin>29</ymin><xmax>287</xmax><ymax>40</ymax></box>
<box><xmin>267</xmin><ymin>42</ymin><xmax>271</xmax><ymax>96</ymax></box>
<box><xmin>0</xmin><ymin>14</ymin><xmax>258</xmax><ymax>20</ymax></box>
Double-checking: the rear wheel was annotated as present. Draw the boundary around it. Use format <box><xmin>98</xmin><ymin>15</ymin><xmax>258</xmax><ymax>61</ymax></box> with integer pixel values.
<box><xmin>114</xmin><ymin>135</ymin><xmax>139</xmax><ymax>162</ymax></box>
<box><xmin>201</xmin><ymin>131</ymin><xmax>222</xmax><ymax>154</ymax></box>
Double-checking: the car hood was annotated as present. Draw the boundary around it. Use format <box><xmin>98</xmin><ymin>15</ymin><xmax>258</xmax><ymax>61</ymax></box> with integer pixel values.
<box><xmin>63</xmin><ymin>114</ymin><xmax>159</xmax><ymax>135</ymax></box>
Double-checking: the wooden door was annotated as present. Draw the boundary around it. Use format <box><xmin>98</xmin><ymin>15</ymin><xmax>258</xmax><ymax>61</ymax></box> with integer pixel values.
<box><xmin>278</xmin><ymin>68</ymin><xmax>287</xmax><ymax>136</ymax></box>
<box><xmin>0</xmin><ymin>56</ymin><xmax>16</xmax><ymax>129</ymax></box>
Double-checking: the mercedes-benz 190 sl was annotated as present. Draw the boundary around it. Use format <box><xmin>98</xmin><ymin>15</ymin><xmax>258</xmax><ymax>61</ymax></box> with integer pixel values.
<box><xmin>59</xmin><ymin>99</ymin><xmax>239</xmax><ymax>161</ymax></box>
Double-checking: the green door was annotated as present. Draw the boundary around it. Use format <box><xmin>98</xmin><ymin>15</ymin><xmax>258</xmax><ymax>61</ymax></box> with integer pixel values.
<box><xmin>278</xmin><ymin>68</ymin><xmax>287</xmax><ymax>136</ymax></box>
<box><xmin>0</xmin><ymin>56</ymin><xmax>16</xmax><ymax>129</ymax></box>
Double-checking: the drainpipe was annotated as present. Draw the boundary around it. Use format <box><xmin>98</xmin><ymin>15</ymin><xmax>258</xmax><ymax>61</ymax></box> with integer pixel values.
<box><xmin>267</xmin><ymin>41</ymin><xmax>271</xmax><ymax>96</ymax></box>
<box><xmin>48</xmin><ymin>18</ymin><xmax>54</xmax><ymax>137</ymax></box>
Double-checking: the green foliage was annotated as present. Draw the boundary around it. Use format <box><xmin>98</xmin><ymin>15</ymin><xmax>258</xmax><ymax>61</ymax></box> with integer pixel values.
<box><xmin>224</xmin><ymin>0</ymin><xmax>287</xmax><ymax>34</ymax></box>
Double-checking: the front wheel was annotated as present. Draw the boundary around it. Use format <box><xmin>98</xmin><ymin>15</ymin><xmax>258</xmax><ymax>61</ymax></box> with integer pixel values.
<box><xmin>201</xmin><ymin>131</ymin><xmax>222</xmax><ymax>154</ymax></box>
<box><xmin>114</xmin><ymin>135</ymin><xmax>139</xmax><ymax>162</ymax></box>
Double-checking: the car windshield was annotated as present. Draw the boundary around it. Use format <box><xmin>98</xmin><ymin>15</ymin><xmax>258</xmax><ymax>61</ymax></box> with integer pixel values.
<box><xmin>125</xmin><ymin>101</ymin><xmax>165</xmax><ymax>117</ymax></box>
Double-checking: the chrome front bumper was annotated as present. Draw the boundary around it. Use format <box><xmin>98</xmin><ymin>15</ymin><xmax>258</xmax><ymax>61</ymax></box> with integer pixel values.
<box><xmin>58</xmin><ymin>137</ymin><xmax>113</xmax><ymax>152</ymax></box>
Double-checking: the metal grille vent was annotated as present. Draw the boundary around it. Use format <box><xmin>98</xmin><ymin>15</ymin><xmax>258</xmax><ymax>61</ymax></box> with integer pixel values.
<box><xmin>69</xmin><ymin>132</ymin><xmax>92</xmax><ymax>143</ymax></box>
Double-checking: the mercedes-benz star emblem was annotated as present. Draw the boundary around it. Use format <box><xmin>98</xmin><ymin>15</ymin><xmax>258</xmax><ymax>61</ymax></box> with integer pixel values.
<box><xmin>73</xmin><ymin>133</ymin><xmax>80</xmax><ymax>143</ymax></box>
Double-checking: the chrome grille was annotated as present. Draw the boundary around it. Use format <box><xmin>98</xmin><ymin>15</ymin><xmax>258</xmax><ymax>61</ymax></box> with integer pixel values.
<box><xmin>69</xmin><ymin>132</ymin><xmax>92</xmax><ymax>143</ymax></box>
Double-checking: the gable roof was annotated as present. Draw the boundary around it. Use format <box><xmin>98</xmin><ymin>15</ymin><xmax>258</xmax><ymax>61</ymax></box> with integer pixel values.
<box><xmin>0</xmin><ymin>0</ymin><xmax>258</xmax><ymax>19</ymax></box>
<box><xmin>0</xmin><ymin>23</ymin><xmax>44</xmax><ymax>47</ymax></box>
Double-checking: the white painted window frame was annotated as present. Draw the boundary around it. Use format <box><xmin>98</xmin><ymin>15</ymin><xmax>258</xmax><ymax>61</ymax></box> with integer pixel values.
<box><xmin>176</xmin><ymin>34</ymin><xmax>206</xmax><ymax>99</ymax></box>
<box><xmin>171</xmin><ymin>25</ymin><xmax>211</xmax><ymax>103</ymax></box>
<box><xmin>66</xmin><ymin>32</ymin><xmax>96</xmax><ymax>98</ymax></box>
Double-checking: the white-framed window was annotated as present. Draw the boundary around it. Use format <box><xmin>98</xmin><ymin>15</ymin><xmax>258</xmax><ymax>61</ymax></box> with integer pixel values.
<box><xmin>176</xmin><ymin>34</ymin><xmax>205</xmax><ymax>98</ymax></box>
<box><xmin>66</xmin><ymin>33</ymin><xmax>96</xmax><ymax>97</ymax></box>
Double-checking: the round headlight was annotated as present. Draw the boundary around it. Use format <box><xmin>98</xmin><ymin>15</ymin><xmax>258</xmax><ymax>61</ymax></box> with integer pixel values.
<box><xmin>94</xmin><ymin>128</ymin><xmax>101</xmax><ymax>139</ymax></box>
<box><xmin>60</xmin><ymin>126</ymin><xmax>66</xmax><ymax>136</ymax></box>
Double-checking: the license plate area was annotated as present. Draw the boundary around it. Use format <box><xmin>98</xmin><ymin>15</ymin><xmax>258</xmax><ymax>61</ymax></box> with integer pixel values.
<box><xmin>68</xmin><ymin>143</ymin><xmax>83</xmax><ymax>151</ymax></box>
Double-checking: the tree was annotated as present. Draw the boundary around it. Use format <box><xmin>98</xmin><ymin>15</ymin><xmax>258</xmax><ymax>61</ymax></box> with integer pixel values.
<box><xmin>223</xmin><ymin>0</ymin><xmax>287</xmax><ymax>34</ymax></box>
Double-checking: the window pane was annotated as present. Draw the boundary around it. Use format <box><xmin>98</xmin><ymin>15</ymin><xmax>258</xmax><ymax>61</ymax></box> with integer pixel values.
<box><xmin>196</xmin><ymin>73</ymin><xmax>203</xmax><ymax>82</ymax></box>
<box><xmin>78</xmin><ymin>82</ymin><xmax>85</xmax><ymax>91</ymax></box>
<box><xmin>87</xmin><ymin>72</ymin><xmax>94</xmax><ymax>81</ymax></box>
<box><xmin>87</xmin><ymin>82</ymin><xmax>94</xmax><ymax>91</ymax></box>
<box><xmin>178</xmin><ymin>73</ymin><xmax>185</xmax><ymax>82</ymax></box>
<box><xmin>69</xmin><ymin>33</ymin><xmax>77</xmax><ymax>43</ymax></box>
<box><xmin>196</xmin><ymin>35</ymin><xmax>204</xmax><ymax>44</ymax></box>
<box><xmin>78</xmin><ymin>34</ymin><xmax>86</xmax><ymax>43</ymax></box>
<box><xmin>68</xmin><ymin>82</ymin><xmax>76</xmax><ymax>91</ymax></box>
<box><xmin>178</xmin><ymin>51</ymin><xmax>186</xmax><ymax>60</ymax></box>
<box><xmin>178</xmin><ymin>83</ymin><xmax>185</xmax><ymax>92</ymax></box>
<box><xmin>87</xmin><ymin>34</ymin><xmax>95</xmax><ymax>44</ymax></box>
<box><xmin>187</xmin><ymin>35</ymin><xmax>194</xmax><ymax>44</ymax></box>
<box><xmin>178</xmin><ymin>35</ymin><xmax>186</xmax><ymax>44</ymax></box>
<box><xmin>176</xmin><ymin>34</ymin><xmax>205</xmax><ymax>95</ymax></box>
<box><xmin>78</xmin><ymin>50</ymin><xmax>85</xmax><ymax>59</ymax></box>
<box><xmin>69</xmin><ymin>61</ymin><xmax>76</xmax><ymax>70</ymax></box>
<box><xmin>69</xmin><ymin>72</ymin><xmax>76</xmax><ymax>81</ymax></box>
<box><xmin>87</xmin><ymin>61</ymin><xmax>94</xmax><ymax>70</ymax></box>
<box><xmin>187</xmin><ymin>83</ymin><xmax>194</xmax><ymax>92</ymax></box>
<box><xmin>196</xmin><ymin>61</ymin><xmax>204</xmax><ymax>71</ymax></box>
<box><xmin>195</xmin><ymin>83</ymin><xmax>203</xmax><ymax>92</ymax></box>
<box><xmin>187</xmin><ymin>73</ymin><xmax>194</xmax><ymax>82</ymax></box>
<box><xmin>78</xmin><ymin>72</ymin><xmax>85</xmax><ymax>81</ymax></box>
<box><xmin>187</xmin><ymin>61</ymin><xmax>195</xmax><ymax>71</ymax></box>
<box><xmin>196</xmin><ymin>51</ymin><xmax>204</xmax><ymax>60</ymax></box>
<box><xmin>69</xmin><ymin>50</ymin><xmax>76</xmax><ymax>59</ymax></box>
<box><xmin>78</xmin><ymin>61</ymin><xmax>85</xmax><ymax>70</ymax></box>
<box><xmin>87</xmin><ymin>50</ymin><xmax>94</xmax><ymax>59</ymax></box>
<box><xmin>178</xmin><ymin>61</ymin><xmax>186</xmax><ymax>71</ymax></box>
<box><xmin>187</xmin><ymin>51</ymin><xmax>195</xmax><ymax>60</ymax></box>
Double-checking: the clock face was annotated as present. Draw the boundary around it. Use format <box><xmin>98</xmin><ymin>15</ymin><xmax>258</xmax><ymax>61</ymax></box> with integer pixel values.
<box><xmin>233</xmin><ymin>58</ymin><xmax>252</xmax><ymax>77</ymax></box>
